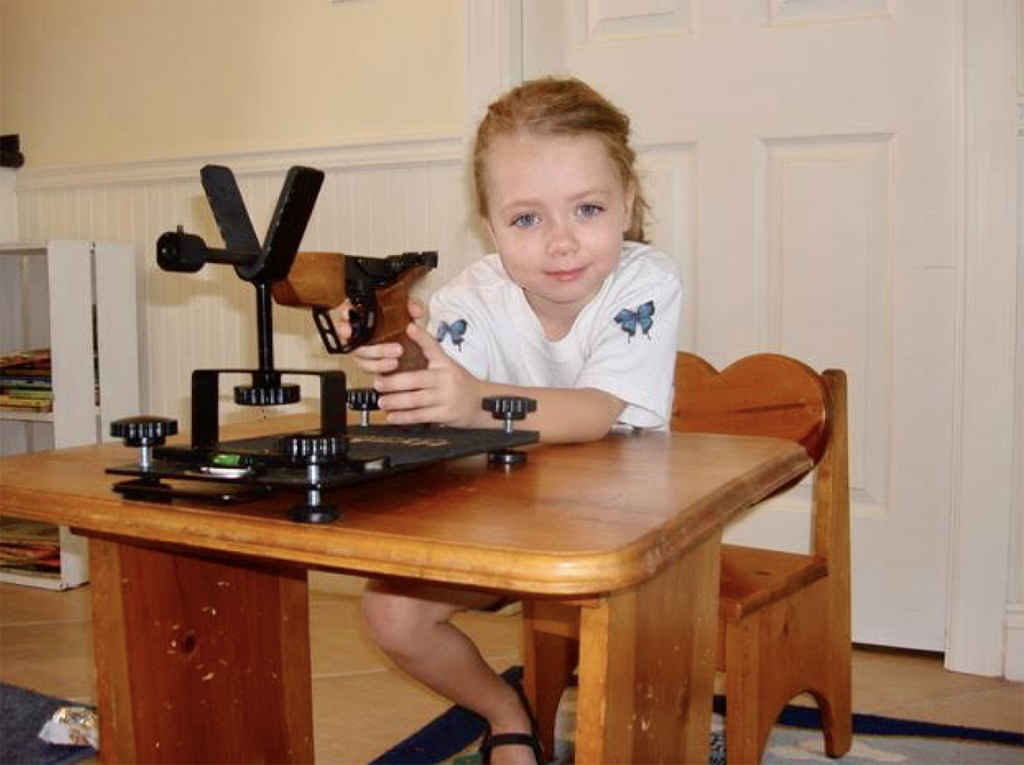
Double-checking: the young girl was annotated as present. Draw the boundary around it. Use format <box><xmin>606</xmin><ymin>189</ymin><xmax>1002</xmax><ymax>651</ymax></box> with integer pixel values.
<box><xmin>339</xmin><ymin>77</ymin><xmax>681</xmax><ymax>764</ymax></box>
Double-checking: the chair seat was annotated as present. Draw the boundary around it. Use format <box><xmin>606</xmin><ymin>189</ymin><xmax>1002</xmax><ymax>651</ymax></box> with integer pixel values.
<box><xmin>719</xmin><ymin>544</ymin><xmax>828</xmax><ymax>622</ymax></box>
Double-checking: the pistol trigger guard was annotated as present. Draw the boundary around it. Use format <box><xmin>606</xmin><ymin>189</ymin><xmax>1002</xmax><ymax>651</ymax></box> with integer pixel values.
<box><xmin>312</xmin><ymin>307</ymin><xmax>348</xmax><ymax>355</ymax></box>
<box><xmin>311</xmin><ymin>302</ymin><xmax>378</xmax><ymax>355</ymax></box>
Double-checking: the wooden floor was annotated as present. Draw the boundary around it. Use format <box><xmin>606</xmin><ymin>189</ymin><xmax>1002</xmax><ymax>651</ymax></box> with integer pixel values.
<box><xmin>1</xmin><ymin>579</ymin><xmax>1021</xmax><ymax>764</ymax></box>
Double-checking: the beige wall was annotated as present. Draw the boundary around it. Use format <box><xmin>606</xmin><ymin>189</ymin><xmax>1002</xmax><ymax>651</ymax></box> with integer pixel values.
<box><xmin>0</xmin><ymin>0</ymin><xmax>464</xmax><ymax>168</ymax></box>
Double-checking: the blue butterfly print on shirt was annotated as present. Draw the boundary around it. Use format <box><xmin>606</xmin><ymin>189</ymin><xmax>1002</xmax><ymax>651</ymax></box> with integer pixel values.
<box><xmin>614</xmin><ymin>301</ymin><xmax>655</xmax><ymax>341</ymax></box>
<box><xmin>436</xmin><ymin>319</ymin><xmax>468</xmax><ymax>350</ymax></box>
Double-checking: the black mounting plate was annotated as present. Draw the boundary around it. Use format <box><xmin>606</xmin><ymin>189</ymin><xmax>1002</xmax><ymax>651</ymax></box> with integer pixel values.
<box><xmin>106</xmin><ymin>423</ymin><xmax>539</xmax><ymax>512</ymax></box>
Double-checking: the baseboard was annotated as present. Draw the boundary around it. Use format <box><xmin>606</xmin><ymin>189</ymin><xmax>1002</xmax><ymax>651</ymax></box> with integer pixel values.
<box><xmin>1005</xmin><ymin>602</ymin><xmax>1024</xmax><ymax>681</ymax></box>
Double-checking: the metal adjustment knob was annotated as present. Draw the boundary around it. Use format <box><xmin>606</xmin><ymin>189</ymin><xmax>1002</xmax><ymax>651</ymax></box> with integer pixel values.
<box><xmin>234</xmin><ymin>384</ymin><xmax>301</xmax><ymax>406</ymax></box>
<box><xmin>278</xmin><ymin>433</ymin><xmax>345</xmax><ymax>524</ymax></box>
<box><xmin>482</xmin><ymin>396</ymin><xmax>537</xmax><ymax>434</ymax></box>
<box><xmin>111</xmin><ymin>416</ymin><xmax>178</xmax><ymax>470</ymax></box>
<box><xmin>279</xmin><ymin>433</ymin><xmax>346</xmax><ymax>462</ymax></box>
<box><xmin>481</xmin><ymin>396</ymin><xmax>537</xmax><ymax>465</ymax></box>
<box><xmin>347</xmin><ymin>387</ymin><xmax>380</xmax><ymax>427</ymax></box>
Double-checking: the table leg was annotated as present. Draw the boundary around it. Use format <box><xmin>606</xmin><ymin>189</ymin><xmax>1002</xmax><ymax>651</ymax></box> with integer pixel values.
<box><xmin>522</xmin><ymin>601</ymin><xmax>581</xmax><ymax>760</ymax></box>
<box><xmin>89</xmin><ymin>538</ymin><xmax>314</xmax><ymax>764</ymax></box>
<box><xmin>574</xmin><ymin>532</ymin><xmax>721</xmax><ymax>764</ymax></box>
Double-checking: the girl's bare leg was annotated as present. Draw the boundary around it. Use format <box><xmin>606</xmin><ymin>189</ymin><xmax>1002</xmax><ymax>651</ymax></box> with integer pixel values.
<box><xmin>363</xmin><ymin>580</ymin><xmax>537</xmax><ymax>765</ymax></box>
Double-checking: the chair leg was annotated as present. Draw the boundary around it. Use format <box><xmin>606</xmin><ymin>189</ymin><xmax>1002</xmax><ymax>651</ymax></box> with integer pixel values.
<box><xmin>723</xmin><ymin>616</ymin><xmax>774</xmax><ymax>765</ymax></box>
<box><xmin>724</xmin><ymin>582</ymin><xmax>852</xmax><ymax>764</ymax></box>
<box><xmin>522</xmin><ymin>601</ymin><xmax>580</xmax><ymax>762</ymax></box>
<box><xmin>797</xmin><ymin>574</ymin><xmax>852</xmax><ymax>758</ymax></box>
<box><xmin>808</xmin><ymin>625</ymin><xmax>852</xmax><ymax>758</ymax></box>
<box><xmin>811</xmin><ymin>686</ymin><xmax>852</xmax><ymax>758</ymax></box>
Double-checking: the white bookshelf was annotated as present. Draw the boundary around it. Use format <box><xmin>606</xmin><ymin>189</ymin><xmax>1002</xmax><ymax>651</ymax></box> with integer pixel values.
<box><xmin>0</xmin><ymin>239</ymin><xmax>140</xmax><ymax>589</ymax></box>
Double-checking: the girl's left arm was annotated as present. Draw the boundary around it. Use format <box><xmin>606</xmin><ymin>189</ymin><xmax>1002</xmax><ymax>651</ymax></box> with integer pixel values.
<box><xmin>370</xmin><ymin>321</ymin><xmax>625</xmax><ymax>443</ymax></box>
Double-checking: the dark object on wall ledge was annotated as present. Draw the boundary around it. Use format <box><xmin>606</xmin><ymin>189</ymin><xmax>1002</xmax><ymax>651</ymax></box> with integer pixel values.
<box><xmin>0</xmin><ymin>135</ymin><xmax>24</xmax><ymax>168</ymax></box>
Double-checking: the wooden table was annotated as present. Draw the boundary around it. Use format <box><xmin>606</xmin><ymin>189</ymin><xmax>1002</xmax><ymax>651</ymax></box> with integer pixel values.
<box><xmin>0</xmin><ymin>415</ymin><xmax>810</xmax><ymax>764</ymax></box>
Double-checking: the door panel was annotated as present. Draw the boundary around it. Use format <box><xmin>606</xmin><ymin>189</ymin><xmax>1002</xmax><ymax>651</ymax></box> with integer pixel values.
<box><xmin>523</xmin><ymin>0</ymin><xmax>958</xmax><ymax>649</ymax></box>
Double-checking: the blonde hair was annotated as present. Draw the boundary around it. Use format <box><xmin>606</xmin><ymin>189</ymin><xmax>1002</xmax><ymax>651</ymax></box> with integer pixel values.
<box><xmin>473</xmin><ymin>77</ymin><xmax>649</xmax><ymax>243</ymax></box>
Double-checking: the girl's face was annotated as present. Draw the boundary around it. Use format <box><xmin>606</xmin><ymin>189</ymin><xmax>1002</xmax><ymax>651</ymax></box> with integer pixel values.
<box><xmin>483</xmin><ymin>130</ymin><xmax>635</xmax><ymax>338</ymax></box>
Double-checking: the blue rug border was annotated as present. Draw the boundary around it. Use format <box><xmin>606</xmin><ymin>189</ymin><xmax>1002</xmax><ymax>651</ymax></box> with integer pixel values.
<box><xmin>712</xmin><ymin>695</ymin><xmax>1024</xmax><ymax>746</ymax></box>
<box><xmin>370</xmin><ymin>666</ymin><xmax>1022</xmax><ymax>765</ymax></box>
<box><xmin>368</xmin><ymin>667</ymin><xmax>520</xmax><ymax>765</ymax></box>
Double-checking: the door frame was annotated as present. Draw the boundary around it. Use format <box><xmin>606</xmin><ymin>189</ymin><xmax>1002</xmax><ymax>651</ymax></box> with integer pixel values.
<box><xmin>462</xmin><ymin>0</ymin><xmax>1020</xmax><ymax>676</ymax></box>
<box><xmin>943</xmin><ymin>0</ymin><xmax>1020</xmax><ymax>677</ymax></box>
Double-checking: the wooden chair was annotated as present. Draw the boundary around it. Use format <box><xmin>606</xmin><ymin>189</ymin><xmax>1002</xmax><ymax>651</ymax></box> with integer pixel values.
<box><xmin>521</xmin><ymin>352</ymin><xmax>852</xmax><ymax>764</ymax></box>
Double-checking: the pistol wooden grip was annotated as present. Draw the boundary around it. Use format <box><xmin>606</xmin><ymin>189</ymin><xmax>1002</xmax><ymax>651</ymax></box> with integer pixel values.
<box><xmin>373</xmin><ymin>268</ymin><xmax>430</xmax><ymax>373</ymax></box>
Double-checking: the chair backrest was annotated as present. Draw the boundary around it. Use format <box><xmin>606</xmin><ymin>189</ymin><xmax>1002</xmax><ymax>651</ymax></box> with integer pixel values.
<box><xmin>671</xmin><ymin>352</ymin><xmax>848</xmax><ymax>560</ymax></box>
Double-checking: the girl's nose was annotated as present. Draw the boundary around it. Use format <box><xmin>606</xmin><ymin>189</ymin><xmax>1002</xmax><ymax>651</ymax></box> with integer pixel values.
<box><xmin>546</xmin><ymin>220</ymin><xmax>578</xmax><ymax>257</ymax></box>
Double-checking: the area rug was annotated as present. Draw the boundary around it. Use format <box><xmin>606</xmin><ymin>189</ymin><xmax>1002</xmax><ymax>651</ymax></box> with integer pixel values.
<box><xmin>719</xmin><ymin>695</ymin><xmax>1024</xmax><ymax>765</ymax></box>
<box><xmin>370</xmin><ymin>668</ymin><xmax>1024</xmax><ymax>765</ymax></box>
<box><xmin>0</xmin><ymin>683</ymin><xmax>94</xmax><ymax>765</ymax></box>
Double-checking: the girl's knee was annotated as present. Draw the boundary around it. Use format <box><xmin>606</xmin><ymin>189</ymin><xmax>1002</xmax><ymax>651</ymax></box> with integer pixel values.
<box><xmin>362</xmin><ymin>587</ymin><xmax>444</xmax><ymax>657</ymax></box>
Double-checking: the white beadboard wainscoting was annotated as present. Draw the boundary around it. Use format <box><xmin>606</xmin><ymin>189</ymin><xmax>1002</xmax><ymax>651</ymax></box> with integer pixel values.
<box><xmin>14</xmin><ymin>135</ymin><xmax>477</xmax><ymax>428</ymax></box>
<box><xmin>13</xmin><ymin>135</ymin><xmax>695</xmax><ymax>433</ymax></box>
<box><xmin>10</xmin><ymin>134</ymin><xmax>694</xmax><ymax>600</ymax></box>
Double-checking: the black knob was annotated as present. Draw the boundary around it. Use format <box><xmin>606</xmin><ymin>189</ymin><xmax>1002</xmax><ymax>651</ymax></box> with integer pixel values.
<box><xmin>482</xmin><ymin>397</ymin><xmax>535</xmax><ymax>466</ymax></box>
<box><xmin>111</xmin><ymin>416</ymin><xmax>178</xmax><ymax>447</ymax></box>
<box><xmin>347</xmin><ymin>388</ymin><xmax>380</xmax><ymax>411</ymax></box>
<box><xmin>234</xmin><ymin>384</ymin><xmax>301</xmax><ymax>406</ymax></box>
<box><xmin>347</xmin><ymin>387</ymin><xmax>379</xmax><ymax>427</ymax></box>
<box><xmin>482</xmin><ymin>396</ymin><xmax>537</xmax><ymax>422</ymax></box>
<box><xmin>281</xmin><ymin>433</ymin><xmax>344</xmax><ymax>524</ymax></box>
<box><xmin>156</xmin><ymin>229</ymin><xmax>209</xmax><ymax>273</ymax></box>
<box><xmin>279</xmin><ymin>432</ymin><xmax>346</xmax><ymax>462</ymax></box>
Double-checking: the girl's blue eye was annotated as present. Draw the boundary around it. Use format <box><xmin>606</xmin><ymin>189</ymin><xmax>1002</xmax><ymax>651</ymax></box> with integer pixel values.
<box><xmin>577</xmin><ymin>203</ymin><xmax>604</xmax><ymax>219</ymax></box>
<box><xmin>512</xmin><ymin>212</ymin><xmax>540</xmax><ymax>227</ymax></box>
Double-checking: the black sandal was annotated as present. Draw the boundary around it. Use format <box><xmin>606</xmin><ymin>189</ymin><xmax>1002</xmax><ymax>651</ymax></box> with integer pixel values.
<box><xmin>480</xmin><ymin>679</ymin><xmax>544</xmax><ymax>764</ymax></box>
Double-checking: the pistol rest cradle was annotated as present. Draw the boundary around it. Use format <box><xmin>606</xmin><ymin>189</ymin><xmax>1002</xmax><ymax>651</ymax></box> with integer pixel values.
<box><xmin>107</xmin><ymin>165</ymin><xmax>537</xmax><ymax>523</ymax></box>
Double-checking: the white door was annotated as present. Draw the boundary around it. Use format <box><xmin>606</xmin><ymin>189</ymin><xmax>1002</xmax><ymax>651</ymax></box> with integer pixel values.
<box><xmin>521</xmin><ymin>0</ymin><xmax>960</xmax><ymax>650</ymax></box>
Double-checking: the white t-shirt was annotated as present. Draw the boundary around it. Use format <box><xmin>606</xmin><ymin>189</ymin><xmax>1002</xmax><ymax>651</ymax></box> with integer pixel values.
<box><xmin>428</xmin><ymin>241</ymin><xmax>682</xmax><ymax>429</ymax></box>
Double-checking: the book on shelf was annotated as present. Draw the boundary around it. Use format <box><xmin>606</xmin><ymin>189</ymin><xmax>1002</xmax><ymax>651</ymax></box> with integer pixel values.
<box><xmin>1</xmin><ymin>348</ymin><xmax>53</xmax><ymax>412</ymax></box>
<box><xmin>2</xmin><ymin>387</ymin><xmax>53</xmax><ymax>400</ymax></box>
<box><xmin>0</xmin><ymin>371</ymin><xmax>51</xmax><ymax>381</ymax></box>
<box><xmin>0</xmin><ymin>376</ymin><xmax>51</xmax><ymax>387</ymax></box>
<box><xmin>0</xmin><ymin>348</ymin><xmax>51</xmax><ymax>369</ymax></box>
<box><xmin>0</xmin><ymin>394</ymin><xmax>52</xmax><ymax>411</ymax></box>
<box><xmin>0</xmin><ymin>518</ymin><xmax>60</xmax><ymax>577</ymax></box>
<box><xmin>0</xmin><ymin>542</ymin><xmax>60</xmax><ymax>574</ymax></box>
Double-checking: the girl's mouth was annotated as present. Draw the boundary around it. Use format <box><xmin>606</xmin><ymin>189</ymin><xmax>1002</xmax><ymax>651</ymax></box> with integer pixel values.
<box><xmin>545</xmin><ymin>266</ymin><xmax>587</xmax><ymax>282</ymax></box>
